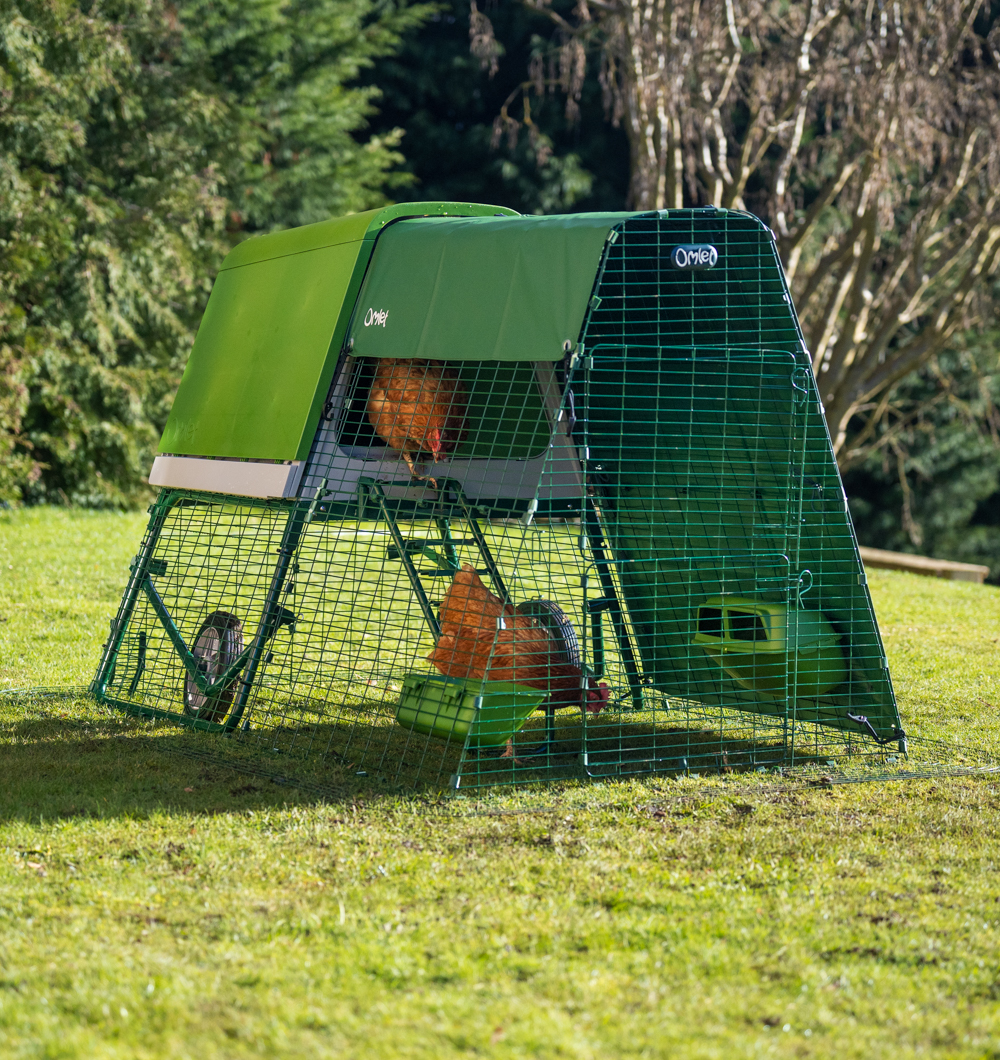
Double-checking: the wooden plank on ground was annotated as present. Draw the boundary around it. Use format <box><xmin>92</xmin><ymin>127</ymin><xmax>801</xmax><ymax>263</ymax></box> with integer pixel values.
<box><xmin>859</xmin><ymin>546</ymin><xmax>990</xmax><ymax>584</ymax></box>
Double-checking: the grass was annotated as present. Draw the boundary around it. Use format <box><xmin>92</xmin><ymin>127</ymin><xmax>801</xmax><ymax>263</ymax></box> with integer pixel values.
<box><xmin>1</xmin><ymin>506</ymin><xmax>999</xmax><ymax>1059</ymax></box>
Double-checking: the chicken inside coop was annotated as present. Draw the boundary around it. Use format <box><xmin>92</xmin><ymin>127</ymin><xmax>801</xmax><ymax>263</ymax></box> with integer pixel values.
<box><xmin>365</xmin><ymin>358</ymin><xmax>467</xmax><ymax>487</ymax></box>
<box><xmin>428</xmin><ymin>564</ymin><xmax>609</xmax><ymax>714</ymax></box>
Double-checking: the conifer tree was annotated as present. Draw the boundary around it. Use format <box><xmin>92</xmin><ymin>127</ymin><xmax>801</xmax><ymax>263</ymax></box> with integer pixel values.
<box><xmin>0</xmin><ymin>0</ymin><xmax>427</xmax><ymax>505</ymax></box>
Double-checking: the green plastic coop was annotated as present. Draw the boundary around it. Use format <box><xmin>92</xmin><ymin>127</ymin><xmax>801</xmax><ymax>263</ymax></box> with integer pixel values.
<box><xmin>91</xmin><ymin>201</ymin><xmax>903</xmax><ymax>789</ymax></box>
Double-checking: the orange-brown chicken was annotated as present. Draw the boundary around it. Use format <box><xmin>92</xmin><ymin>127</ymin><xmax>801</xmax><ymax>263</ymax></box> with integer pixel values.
<box><xmin>427</xmin><ymin>565</ymin><xmax>609</xmax><ymax>713</ymax></box>
<box><xmin>366</xmin><ymin>359</ymin><xmax>466</xmax><ymax>486</ymax></box>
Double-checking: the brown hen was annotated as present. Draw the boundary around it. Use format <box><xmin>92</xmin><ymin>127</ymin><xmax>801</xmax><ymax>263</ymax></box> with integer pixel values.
<box><xmin>427</xmin><ymin>565</ymin><xmax>609</xmax><ymax>713</ymax></box>
<box><xmin>366</xmin><ymin>359</ymin><xmax>466</xmax><ymax>486</ymax></box>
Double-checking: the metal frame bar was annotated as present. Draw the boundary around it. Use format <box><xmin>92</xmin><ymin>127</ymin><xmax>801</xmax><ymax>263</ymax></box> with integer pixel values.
<box><xmin>92</xmin><ymin>487</ymin><xmax>301</xmax><ymax>732</ymax></box>
<box><xmin>581</xmin><ymin>497</ymin><xmax>645</xmax><ymax>709</ymax></box>
<box><xmin>140</xmin><ymin>574</ymin><xmax>293</xmax><ymax>700</ymax></box>
<box><xmin>91</xmin><ymin>491</ymin><xmax>176</xmax><ymax>700</ymax></box>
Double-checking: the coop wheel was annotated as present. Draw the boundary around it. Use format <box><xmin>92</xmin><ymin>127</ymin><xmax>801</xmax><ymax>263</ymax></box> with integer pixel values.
<box><xmin>183</xmin><ymin>610</ymin><xmax>244</xmax><ymax>724</ymax></box>
<box><xmin>514</xmin><ymin>599</ymin><xmax>581</xmax><ymax>668</ymax></box>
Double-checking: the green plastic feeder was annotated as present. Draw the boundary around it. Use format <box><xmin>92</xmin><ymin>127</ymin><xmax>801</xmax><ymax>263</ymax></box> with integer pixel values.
<box><xmin>693</xmin><ymin>596</ymin><xmax>846</xmax><ymax>698</ymax></box>
<box><xmin>395</xmin><ymin>675</ymin><xmax>546</xmax><ymax>747</ymax></box>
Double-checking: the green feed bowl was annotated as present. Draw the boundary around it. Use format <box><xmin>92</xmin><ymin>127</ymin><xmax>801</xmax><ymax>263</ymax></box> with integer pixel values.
<box><xmin>395</xmin><ymin>675</ymin><xmax>546</xmax><ymax>747</ymax></box>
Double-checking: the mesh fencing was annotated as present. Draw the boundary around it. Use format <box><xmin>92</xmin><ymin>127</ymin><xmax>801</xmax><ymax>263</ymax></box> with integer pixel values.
<box><xmin>89</xmin><ymin>212</ymin><xmax>907</xmax><ymax>792</ymax></box>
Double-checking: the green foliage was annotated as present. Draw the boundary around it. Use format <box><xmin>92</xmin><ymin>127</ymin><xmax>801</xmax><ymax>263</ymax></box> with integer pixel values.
<box><xmin>0</xmin><ymin>341</ymin><xmax>31</xmax><ymax>500</ymax></box>
<box><xmin>0</xmin><ymin>0</ymin><xmax>428</xmax><ymax>507</ymax></box>
<box><xmin>181</xmin><ymin>0</ymin><xmax>429</xmax><ymax>231</ymax></box>
<box><xmin>365</xmin><ymin>1</ymin><xmax>630</xmax><ymax>214</ymax></box>
<box><xmin>843</xmin><ymin>334</ymin><xmax>1000</xmax><ymax>581</ymax></box>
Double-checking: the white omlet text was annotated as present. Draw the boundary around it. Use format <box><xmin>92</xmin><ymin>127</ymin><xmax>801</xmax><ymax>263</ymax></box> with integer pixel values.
<box><xmin>670</xmin><ymin>245</ymin><xmax>719</xmax><ymax>270</ymax></box>
<box><xmin>364</xmin><ymin>308</ymin><xmax>388</xmax><ymax>327</ymax></box>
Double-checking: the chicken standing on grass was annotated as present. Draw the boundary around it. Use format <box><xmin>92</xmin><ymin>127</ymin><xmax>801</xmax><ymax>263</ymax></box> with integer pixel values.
<box><xmin>366</xmin><ymin>358</ymin><xmax>467</xmax><ymax>487</ymax></box>
<box><xmin>428</xmin><ymin>565</ymin><xmax>609</xmax><ymax>715</ymax></box>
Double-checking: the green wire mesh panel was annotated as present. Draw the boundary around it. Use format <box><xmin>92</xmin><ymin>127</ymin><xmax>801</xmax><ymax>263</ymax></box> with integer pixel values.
<box><xmin>578</xmin><ymin>210</ymin><xmax>896</xmax><ymax>730</ymax></box>
<box><xmin>93</xmin><ymin>209</ymin><xmax>902</xmax><ymax>791</ymax></box>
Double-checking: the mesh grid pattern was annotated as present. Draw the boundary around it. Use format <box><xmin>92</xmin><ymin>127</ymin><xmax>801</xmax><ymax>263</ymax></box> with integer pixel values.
<box><xmin>93</xmin><ymin>210</ymin><xmax>901</xmax><ymax>790</ymax></box>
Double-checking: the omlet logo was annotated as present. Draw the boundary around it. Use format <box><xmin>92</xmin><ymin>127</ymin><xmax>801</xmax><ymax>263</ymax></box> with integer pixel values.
<box><xmin>670</xmin><ymin>245</ymin><xmax>718</xmax><ymax>270</ymax></box>
<box><xmin>364</xmin><ymin>307</ymin><xmax>388</xmax><ymax>327</ymax></box>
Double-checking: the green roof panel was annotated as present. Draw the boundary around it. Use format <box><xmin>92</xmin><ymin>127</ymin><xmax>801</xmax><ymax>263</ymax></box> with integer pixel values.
<box><xmin>348</xmin><ymin>213</ymin><xmax>632</xmax><ymax>362</ymax></box>
<box><xmin>159</xmin><ymin>238</ymin><xmax>364</xmax><ymax>461</ymax></box>
<box><xmin>158</xmin><ymin>202</ymin><xmax>517</xmax><ymax>462</ymax></box>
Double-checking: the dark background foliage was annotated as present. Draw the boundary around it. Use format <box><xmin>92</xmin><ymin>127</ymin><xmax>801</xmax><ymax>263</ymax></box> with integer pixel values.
<box><xmin>364</xmin><ymin>1</ymin><xmax>629</xmax><ymax>215</ymax></box>
<box><xmin>0</xmin><ymin>0</ymin><xmax>427</xmax><ymax>507</ymax></box>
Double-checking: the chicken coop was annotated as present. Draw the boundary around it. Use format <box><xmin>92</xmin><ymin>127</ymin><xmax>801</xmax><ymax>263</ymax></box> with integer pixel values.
<box><xmin>91</xmin><ymin>201</ymin><xmax>904</xmax><ymax>790</ymax></box>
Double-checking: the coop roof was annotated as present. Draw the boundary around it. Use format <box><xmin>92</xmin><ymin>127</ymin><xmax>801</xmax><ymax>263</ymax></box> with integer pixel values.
<box><xmin>156</xmin><ymin>205</ymin><xmax>631</xmax><ymax>465</ymax></box>
<box><xmin>346</xmin><ymin>213</ymin><xmax>630</xmax><ymax>363</ymax></box>
<box><xmin>156</xmin><ymin>202</ymin><xmax>520</xmax><ymax>464</ymax></box>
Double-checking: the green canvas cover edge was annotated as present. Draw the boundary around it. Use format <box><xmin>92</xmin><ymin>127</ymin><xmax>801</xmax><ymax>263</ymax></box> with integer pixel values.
<box><xmin>157</xmin><ymin>202</ymin><xmax>517</xmax><ymax>463</ymax></box>
<box><xmin>348</xmin><ymin>213</ymin><xmax>635</xmax><ymax>363</ymax></box>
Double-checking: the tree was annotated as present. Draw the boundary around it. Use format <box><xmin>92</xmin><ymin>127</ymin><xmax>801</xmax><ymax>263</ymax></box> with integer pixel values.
<box><xmin>364</xmin><ymin>0</ymin><xmax>629</xmax><ymax>214</ymax></box>
<box><xmin>490</xmin><ymin>0</ymin><xmax>1000</xmax><ymax>465</ymax></box>
<box><xmin>0</xmin><ymin>0</ymin><xmax>428</xmax><ymax>506</ymax></box>
<box><xmin>1</xmin><ymin>2</ymin><xmax>225</xmax><ymax>507</ymax></box>
<box><xmin>843</xmin><ymin>333</ymin><xmax>1000</xmax><ymax>578</ymax></box>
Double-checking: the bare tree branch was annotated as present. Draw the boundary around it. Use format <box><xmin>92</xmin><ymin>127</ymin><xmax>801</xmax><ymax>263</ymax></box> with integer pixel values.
<box><xmin>498</xmin><ymin>0</ymin><xmax>1000</xmax><ymax>464</ymax></box>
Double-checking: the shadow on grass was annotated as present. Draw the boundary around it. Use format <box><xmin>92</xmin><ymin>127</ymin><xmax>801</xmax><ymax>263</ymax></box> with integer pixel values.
<box><xmin>0</xmin><ymin>699</ymin><xmax>407</xmax><ymax>824</ymax></box>
<box><xmin>217</xmin><ymin>700</ymin><xmax>820</xmax><ymax>792</ymax></box>
<box><xmin>0</xmin><ymin>693</ymin><xmax>852</xmax><ymax>823</ymax></box>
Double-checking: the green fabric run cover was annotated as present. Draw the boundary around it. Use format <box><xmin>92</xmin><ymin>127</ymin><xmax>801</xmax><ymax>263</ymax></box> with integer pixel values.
<box><xmin>348</xmin><ymin>213</ymin><xmax>630</xmax><ymax>362</ymax></box>
<box><xmin>157</xmin><ymin>202</ymin><xmax>515</xmax><ymax>463</ymax></box>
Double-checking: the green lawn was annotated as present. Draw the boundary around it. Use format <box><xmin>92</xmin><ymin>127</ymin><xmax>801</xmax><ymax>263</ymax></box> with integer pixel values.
<box><xmin>1</xmin><ymin>507</ymin><xmax>999</xmax><ymax>1059</ymax></box>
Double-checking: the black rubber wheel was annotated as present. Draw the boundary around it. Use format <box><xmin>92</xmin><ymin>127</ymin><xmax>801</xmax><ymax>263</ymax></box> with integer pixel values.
<box><xmin>183</xmin><ymin>610</ymin><xmax>244</xmax><ymax>724</ymax></box>
<box><xmin>514</xmin><ymin>599</ymin><xmax>581</xmax><ymax>668</ymax></box>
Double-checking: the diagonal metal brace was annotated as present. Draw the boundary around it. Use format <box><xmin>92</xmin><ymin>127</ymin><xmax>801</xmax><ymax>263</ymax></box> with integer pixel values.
<box><xmin>432</xmin><ymin>479</ymin><xmax>510</xmax><ymax>604</ymax></box>
<box><xmin>360</xmin><ymin>478</ymin><xmax>442</xmax><ymax>640</ymax></box>
<box><xmin>141</xmin><ymin>575</ymin><xmax>295</xmax><ymax>698</ymax></box>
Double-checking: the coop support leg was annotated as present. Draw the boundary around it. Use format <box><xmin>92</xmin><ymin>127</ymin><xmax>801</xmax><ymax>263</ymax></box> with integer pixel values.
<box><xmin>226</xmin><ymin>502</ymin><xmax>311</xmax><ymax>733</ymax></box>
<box><xmin>429</xmin><ymin>479</ymin><xmax>509</xmax><ymax>603</ymax></box>
<box><xmin>587</xmin><ymin>597</ymin><xmax>616</xmax><ymax>679</ymax></box>
<box><xmin>127</xmin><ymin>632</ymin><xmax>147</xmax><ymax>698</ymax></box>
<box><xmin>582</xmin><ymin>498</ymin><xmax>644</xmax><ymax>709</ymax></box>
<box><xmin>362</xmin><ymin>479</ymin><xmax>442</xmax><ymax>640</ymax></box>
<box><xmin>435</xmin><ymin>517</ymin><xmax>462</xmax><ymax>572</ymax></box>
<box><xmin>141</xmin><ymin>575</ymin><xmax>292</xmax><ymax>698</ymax></box>
<box><xmin>91</xmin><ymin>490</ymin><xmax>175</xmax><ymax>701</ymax></box>
<box><xmin>455</xmin><ymin>499</ymin><xmax>509</xmax><ymax>603</ymax></box>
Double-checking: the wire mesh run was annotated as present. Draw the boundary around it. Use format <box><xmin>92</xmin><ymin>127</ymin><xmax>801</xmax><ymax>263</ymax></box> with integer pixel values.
<box><xmin>93</xmin><ymin>210</ymin><xmax>903</xmax><ymax>791</ymax></box>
